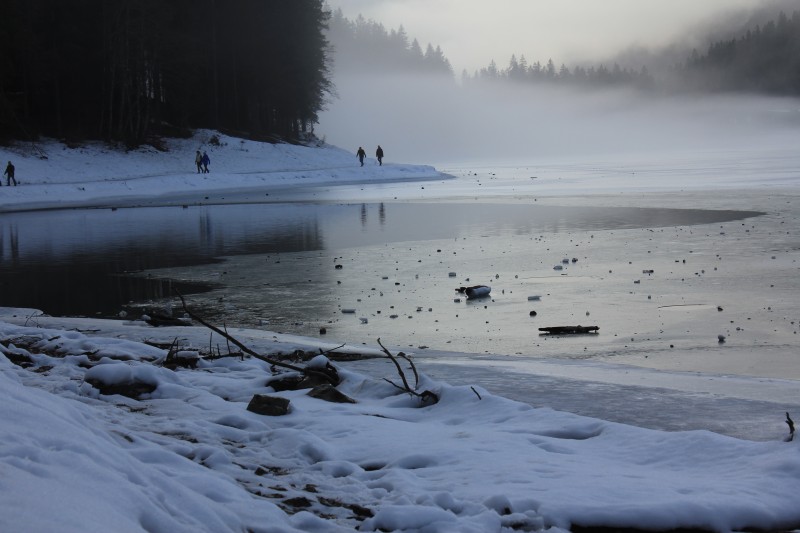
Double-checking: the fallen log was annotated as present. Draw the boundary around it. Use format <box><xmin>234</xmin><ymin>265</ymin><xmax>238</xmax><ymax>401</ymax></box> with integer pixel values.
<box><xmin>539</xmin><ymin>325</ymin><xmax>599</xmax><ymax>335</ymax></box>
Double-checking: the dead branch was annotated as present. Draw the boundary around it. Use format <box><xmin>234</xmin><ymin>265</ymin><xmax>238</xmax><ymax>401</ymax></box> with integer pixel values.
<box><xmin>175</xmin><ymin>291</ymin><xmax>338</xmax><ymax>385</ymax></box>
<box><xmin>319</xmin><ymin>343</ymin><xmax>347</xmax><ymax>357</ymax></box>
<box><xmin>377</xmin><ymin>338</ymin><xmax>413</xmax><ymax>392</ymax></box>
<box><xmin>377</xmin><ymin>338</ymin><xmax>438</xmax><ymax>405</ymax></box>
<box><xmin>397</xmin><ymin>352</ymin><xmax>420</xmax><ymax>389</ymax></box>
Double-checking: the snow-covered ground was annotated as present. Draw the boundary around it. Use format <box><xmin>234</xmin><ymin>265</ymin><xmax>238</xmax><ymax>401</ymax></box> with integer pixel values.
<box><xmin>2</xmin><ymin>311</ymin><xmax>799</xmax><ymax>533</ymax></box>
<box><xmin>2</xmin><ymin>131</ymin><xmax>800</xmax><ymax>532</ymax></box>
<box><xmin>0</xmin><ymin>131</ymin><xmax>442</xmax><ymax>212</ymax></box>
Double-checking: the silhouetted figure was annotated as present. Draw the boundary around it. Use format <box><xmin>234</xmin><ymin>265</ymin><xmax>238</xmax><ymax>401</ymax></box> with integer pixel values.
<box><xmin>3</xmin><ymin>161</ymin><xmax>16</xmax><ymax>186</ymax></box>
<box><xmin>376</xmin><ymin>145</ymin><xmax>384</xmax><ymax>166</ymax></box>
<box><xmin>195</xmin><ymin>151</ymin><xmax>203</xmax><ymax>173</ymax></box>
<box><xmin>201</xmin><ymin>151</ymin><xmax>210</xmax><ymax>173</ymax></box>
<box><xmin>356</xmin><ymin>147</ymin><xmax>366</xmax><ymax>167</ymax></box>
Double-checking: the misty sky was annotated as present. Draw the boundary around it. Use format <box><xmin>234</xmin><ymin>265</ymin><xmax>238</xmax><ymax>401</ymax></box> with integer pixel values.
<box><xmin>326</xmin><ymin>0</ymin><xmax>768</xmax><ymax>72</ymax></box>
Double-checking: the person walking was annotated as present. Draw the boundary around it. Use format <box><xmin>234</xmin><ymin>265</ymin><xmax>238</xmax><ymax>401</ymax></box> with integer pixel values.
<box><xmin>356</xmin><ymin>147</ymin><xmax>366</xmax><ymax>167</ymax></box>
<box><xmin>201</xmin><ymin>151</ymin><xmax>210</xmax><ymax>173</ymax></box>
<box><xmin>376</xmin><ymin>145</ymin><xmax>384</xmax><ymax>166</ymax></box>
<box><xmin>195</xmin><ymin>151</ymin><xmax>203</xmax><ymax>174</ymax></box>
<box><xmin>3</xmin><ymin>161</ymin><xmax>16</xmax><ymax>186</ymax></box>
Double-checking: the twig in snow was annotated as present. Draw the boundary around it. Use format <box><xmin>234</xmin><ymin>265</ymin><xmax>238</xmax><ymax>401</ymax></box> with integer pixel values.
<box><xmin>377</xmin><ymin>338</ymin><xmax>438</xmax><ymax>405</ymax></box>
<box><xmin>175</xmin><ymin>291</ymin><xmax>338</xmax><ymax>385</ymax></box>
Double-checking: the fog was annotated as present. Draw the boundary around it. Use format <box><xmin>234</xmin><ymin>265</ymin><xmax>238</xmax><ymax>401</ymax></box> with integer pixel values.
<box><xmin>326</xmin><ymin>0</ymin><xmax>768</xmax><ymax>74</ymax></box>
<box><xmin>316</xmin><ymin>74</ymin><xmax>800</xmax><ymax>167</ymax></box>
<box><xmin>319</xmin><ymin>0</ymin><xmax>800</xmax><ymax>167</ymax></box>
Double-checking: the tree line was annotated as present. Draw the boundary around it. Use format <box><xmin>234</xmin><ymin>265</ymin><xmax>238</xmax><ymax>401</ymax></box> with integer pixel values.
<box><xmin>464</xmin><ymin>55</ymin><xmax>655</xmax><ymax>91</ymax></box>
<box><xmin>326</xmin><ymin>9</ymin><xmax>453</xmax><ymax>78</ymax></box>
<box><xmin>680</xmin><ymin>10</ymin><xmax>800</xmax><ymax>95</ymax></box>
<box><xmin>0</xmin><ymin>0</ymin><xmax>332</xmax><ymax>146</ymax></box>
<box><xmin>465</xmin><ymin>10</ymin><xmax>800</xmax><ymax>96</ymax></box>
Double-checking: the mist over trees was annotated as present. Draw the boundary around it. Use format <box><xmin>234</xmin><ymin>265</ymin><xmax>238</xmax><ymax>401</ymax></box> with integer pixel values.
<box><xmin>465</xmin><ymin>9</ymin><xmax>800</xmax><ymax>97</ymax></box>
<box><xmin>680</xmin><ymin>10</ymin><xmax>800</xmax><ymax>95</ymax></box>
<box><xmin>464</xmin><ymin>55</ymin><xmax>655</xmax><ymax>91</ymax></box>
<box><xmin>326</xmin><ymin>9</ymin><xmax>453</xmax><ymax>78</ymax></box>
<box><xmin>0</xmin><ymin>0</ymin><xmax>332</xmax><ymax>146</ymax></box>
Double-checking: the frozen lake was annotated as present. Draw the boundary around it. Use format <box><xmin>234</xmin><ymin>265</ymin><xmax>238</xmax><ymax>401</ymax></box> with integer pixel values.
<box><xmin>2</xmin><ymin>162</ymin><xmax>799</xmax><ymax>441</ymax></box>
<box><xmin>0</xmin><ymin>194</ymin><xmax>761</xmax><ymax>353</ymax></box>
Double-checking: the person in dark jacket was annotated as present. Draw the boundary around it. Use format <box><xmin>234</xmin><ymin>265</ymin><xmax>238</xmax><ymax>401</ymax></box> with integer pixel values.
<box><xmin>201</xmin><ymin>151</ymin><xmax>210</xmax><ymax>173</ymax></box>
<box><xmin>356</xmin><ymin>147</ymin><xmax>366</xmax><ymax>167</ymax></box>
<box><xmin>376</xmin><ymin>145</ymin><xmax>384</xmax><ymax>166</ymax></box>
<box><xmin>3</xmin><ymin>161</ymin><xmax>16</xmax><ymax>186</ymax></box>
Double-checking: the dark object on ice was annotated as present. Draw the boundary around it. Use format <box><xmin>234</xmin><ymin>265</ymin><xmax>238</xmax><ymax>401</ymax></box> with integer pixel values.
<box><xmin>529</xmin><ymin>310</ymin><xmax>537</xmax><ymax>317</ymax></box>
<box><xmin>539</xmin><ymin>325</ymin><xmax>599</xmax><ymax>335</ymax></box>
<box><xmin>787</xmin><ymin>412</ymin><xmax>795</xmax><ymax>442</ymax></box>
<box><xmin>334</xmin><ymin>264</ymin><xmax>343</xmax><ymax>269</ymax></box>
<box><xmin>247</xmin><ymin>394</ymin><xmax>290</xmax><ymax>416</ymax></box>
<box><xmin>456</xmin><ymin>285</ymin><xmax>491</xmax><ymax>299</ymax></box>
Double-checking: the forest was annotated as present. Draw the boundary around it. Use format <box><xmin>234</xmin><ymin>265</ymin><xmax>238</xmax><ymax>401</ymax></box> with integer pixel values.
<box><xmin>464</xmin><ymin>56</ymin><xmax>655</xmax><ymax>90</ymax></box>
<box><xmin>0</xmin><ymin>0</ymin><xmax>331</xmax><ymax>146</ymax></box>
<box><xmin>326</xmin><ymin>9</ymin><xmax>453</xmax><ymax>78</ymax></box>
<box><xmin>682</xmin><ymin>10</ymin><xmax>800</xmax><ymax>95</ymax></box>
<box><xmin>466</xmin><ymin>10</ymin><xmax>800</xmax><ymax>96</ymax></box>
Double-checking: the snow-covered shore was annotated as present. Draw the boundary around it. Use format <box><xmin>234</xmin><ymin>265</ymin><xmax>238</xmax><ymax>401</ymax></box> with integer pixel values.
<box><xmin>2</xmin><ymin>309</ymin><xmax>799</xmax><ymax>533</ymax></box>
<box><xmin>2</xmin><ymin>132</ymin><xmax>800</xmax><ymax>532</ymax></box>
<box><xmin>0</xmin><ymin>131</ymin><xmax>443</xmax><ymax>212</ymax></box>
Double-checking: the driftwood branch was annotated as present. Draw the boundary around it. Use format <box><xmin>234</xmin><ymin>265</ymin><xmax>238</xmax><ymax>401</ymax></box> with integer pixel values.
<box><xmin>787</xmin><ymin>412</ymin><xmax>795</xmax><ymax>442</ymax></box>
<box><xmin>397</xmin><ymin>352</ymin><xmax>420</xmax><ymax>389</ymax></box>
<box><xmin>539</xmin><ymin>325</ymin><xmax>599</xmax><ymax>335</ymax></box>
<box><xmin>175</xmin><ymin>291</ymin><xmax>338</xmax><ymax>385</ymax></box>
<box><xmin>320</xmin><ymin>343</ymin><xmax>347</xmax><ymax>356</ymax></box>
<box><xmin>377</xmin><ymin>338</ymin><xmax>438</xmax><ymax>405</ymax></box>
<box><xmin>377</xmin><ymin>338</ymin><xmax>413</xmax><ymax>391</ymax></box>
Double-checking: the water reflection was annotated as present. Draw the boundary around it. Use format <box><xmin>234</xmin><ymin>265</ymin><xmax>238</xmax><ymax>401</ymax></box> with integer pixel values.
<box><xmin>0</xmin><ymin>202</ymin><xmax>760</xmax><ymax>318</ymax></box>
<box><xmin>0</xmin><ymin>222</ymin><xmax>20</xmax><ymax>263</ymax></box>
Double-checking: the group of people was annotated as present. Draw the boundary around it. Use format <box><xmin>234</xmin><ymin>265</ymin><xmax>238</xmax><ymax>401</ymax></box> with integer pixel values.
<box><xmin>195</xmin><ymin>150</ymin><xmax>211</xmax><ymax>173</ymax></box>
<box><xmin>357</xmin><ymin>145</ymin><xmax>384</xmax><ymax>167</ymax></box>
<box><xmin>2</xmin><ymin>161</ymin><xmax>15</xmax><ymax>186</ymax></box>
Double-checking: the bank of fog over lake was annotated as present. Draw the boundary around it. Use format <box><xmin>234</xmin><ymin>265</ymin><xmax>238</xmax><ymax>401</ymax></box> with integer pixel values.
<box><xmin>318</xmin><ymin>75</ymin><xmax>800</xmax><ymax>166</ymax></box>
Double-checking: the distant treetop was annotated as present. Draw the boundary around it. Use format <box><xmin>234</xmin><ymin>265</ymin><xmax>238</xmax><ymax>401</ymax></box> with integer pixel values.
<box><xmin>327</xmin><ymin>9</ymin><xmax>454</xmax><ymax>78</ymax></box>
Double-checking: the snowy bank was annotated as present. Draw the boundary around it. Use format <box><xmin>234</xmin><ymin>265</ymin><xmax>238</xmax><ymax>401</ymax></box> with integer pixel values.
<box><xmin>2</xmin><ymin>310</ymin><xmax>799</xmax><ymax>533</ymax></box>
<box><xmin>0</xmin><ymin>131</ymin><xmax>445</xmax><ymax>212</ymax></box>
